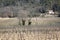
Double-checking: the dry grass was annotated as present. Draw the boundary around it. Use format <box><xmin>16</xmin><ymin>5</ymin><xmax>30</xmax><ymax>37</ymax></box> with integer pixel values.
<box><xmin>0</xmin><ymin>17</ymin><xmax>60</xmax><ymax>26</ymax></box>
<box><xmin>30</xmin><ymin>17</ymin><xmax>60</xmax><ymax>26</ymax></box>
<box><xmin>0</xmin><ymin>18</ymin><xmax>19</xmax><ymax>26</ymax></box>
<box><xmin>0</xmin><ymin>17</ymin><xmax>60</xmax><ymax>40</ymax></box>
<box><xmin>0</xmin><ymin>30</ymin><xmax>59</xmax><ymax>40</ymax></box>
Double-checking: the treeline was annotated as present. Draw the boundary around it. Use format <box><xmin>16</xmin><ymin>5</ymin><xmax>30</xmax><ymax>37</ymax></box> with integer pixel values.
<box><xmin>0</xmin><ymin>0</ymin><xmax>60</xmax><ymax>6</ymax></box>
<box><xmin>0</xmin><ymin>0</ymin><xmax>60</xmax><ymax>10</ymax></box>
<box><xmin>0</xmin><ymin>0</ymin><xmax>60</xmax><ymax>17</ymax></box>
